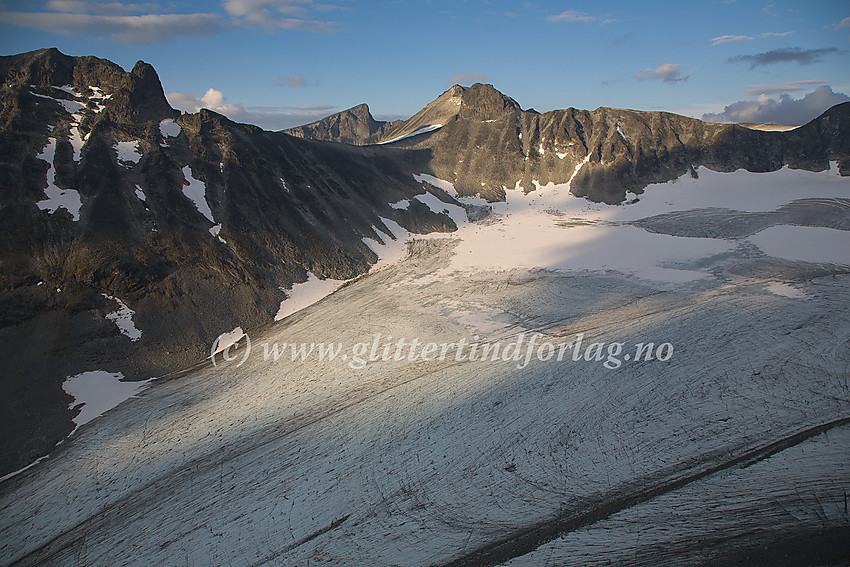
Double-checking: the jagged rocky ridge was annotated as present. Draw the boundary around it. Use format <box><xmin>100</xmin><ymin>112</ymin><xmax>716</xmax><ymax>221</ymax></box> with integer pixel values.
<box><xmin>0</xmin><ymin>48</ymin><xmax>848</xmax><ymax>476</ymax></box>
<box><xmin>287</xmin><ymin>83</ymin><xmax>850</xmax><ymax>203</ymax></box>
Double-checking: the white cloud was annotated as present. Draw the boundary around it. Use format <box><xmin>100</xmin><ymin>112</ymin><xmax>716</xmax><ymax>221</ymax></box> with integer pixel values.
<box><xmin>833</xmin><ymin>17</ymin><xmax>850</xmax><ymax>29</ymax></box>
<box><xmin>0</xmin><ymin>0</ymin><xmax>337</xmax><ymax>43</ymax></box>
<box><xmin>636</xmin><ymin>63</ymin><xmax>690</xmax><ymax>83</ymax></box>
<box><xmin>222</xmin><ymin>0</ymin><xmax>337</xmax><ymax>32</ymax></box>
<box><xmin>167</xmin><ymin>88</ymin><xmax>244</xmax><ymax>116</ymax></box>
<box><xmin>728</xmin><ymin>47</ymin><xmax>841</xmax><ymax>68</ymax></box>
<box><xmin>280</xmin><ymin>74</ymin><xmax>306</xmax><ymax>87</ymax></box>
<box><xmin>711</xmin><ymin>34</ymin><xmax>754</xmax><ymax>45</ymax></box>
<box><xmin>44</xmin><ymin>0</ymin><xmax>158</xmax><ymax>14</ymax></box>
<box><xmin>223</xmin><ymin>0</ymin><xmax>310</xmax><ymax>19</ymax></box>
<box><xmin>0</xmin><ymin>11</ymin><xmax>223</xmax><ymax>44</ymax></box>
<box><xmin>712</xmin><ymin>31</ymin><xmax>794</xmax><ymax>45</ymax></box>
<box><xmin>546</xmin><ymin>10</ymin><xmax>614</xmax><ymax>24</ymax></box>
<box><xmin>702</xmin><ymin>85</ymin><xmax>850</xmax><ymax>126</ymax></box>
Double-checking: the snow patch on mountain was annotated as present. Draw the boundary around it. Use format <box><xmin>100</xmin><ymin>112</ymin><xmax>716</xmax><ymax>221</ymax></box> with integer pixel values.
<box><xmin>764</xmin><ymin>282</ymin><xmax>808</xmax><ymax>299</ymax></box>
<box><xmin>414</xmin><ymin>173</ymin><xmax>490</xmax><ymax>207</ymax></box>
<box><xmin>62</xmin><ymin>371</ymin><xmax>151</xmax><ymax>434</ymax></box>
<box><xmin>362</xmin><ymin>218</ymin><xmax>413</xmax><ymax>271</ymax></box>
<box><xmin>413</xmin><ymin>192</ymin><xmax>467</xmax><ymax>227</ymax></box>
<box><xmin>114</xmin><ymin>141</ymin><xmax>141</xmax><ymax>165</ymax></box>
<box><xmin>102</xmin><ymin>294</ymin><xmax>141</xmax><ymax>341</ymax></box>
<box><xmin>568</xmin><ymin>154</ymin><xmax>591</xmax><ymax>187</ymax></box>
<box><xmin>211</xmin><ymin>327</ymin><xmax>246</xmax><ymax>355</ymax></box>
<box><xmin>181</xmin><ymin>165</ymin><xmax>214</xmax><ymax>223</ymax></box>
<box><xmin>378</xmin><ymin>124</ymin><xmax>442</xmax><ymax>145</ymax></box>
<box><xmin>209</xmin><ymin>223</ymin><xmax>226</xmax><ymax>244</ymax></box>
<box><xmin>159</xmin><ymin>118</ymin><xmax>181</xmax><ymax>140</ymax></box>
<box><xmin>275</xmin><ymin>274</ymin><xmax>347</xmax><ymax>321</ymax></box>
<box><xmin>134</xmin><ymin>185</ymin><xmax>146</xmax><ymax>202</ymax></box>
<box><xmin>35</xmin><ymin>137</ymin><xmax>81</xmax><ymax>221</ymax></box>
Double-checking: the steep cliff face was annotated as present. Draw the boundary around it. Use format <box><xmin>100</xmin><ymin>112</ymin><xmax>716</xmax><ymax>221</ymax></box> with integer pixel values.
<box><xmin>0</xmin><ymin>49</ymin><xmax>458</xmax><ymax>474</ymax></box>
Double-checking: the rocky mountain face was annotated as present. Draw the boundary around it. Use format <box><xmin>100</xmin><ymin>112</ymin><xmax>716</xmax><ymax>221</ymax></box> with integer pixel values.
<box><xmin>291</xmin><ymin>83</ymin><xmax>850</xmax><ymax>203</ymax></box>
<box><xmin>1</xmin><ymin>48</ymin><xmax>848</xmax><ymax>477</ymax></box>
<box><xmin>0</xmin><ymin>48</ymin><xmax>457</xmax><ymax>475</ymax></box>
<box><xmin>283</xmin><ymin>103</ymin><xmax>401</xmax><ymax>145</ymax></box>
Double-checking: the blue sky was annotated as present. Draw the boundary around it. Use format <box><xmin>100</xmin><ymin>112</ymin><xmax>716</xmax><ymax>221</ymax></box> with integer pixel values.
<box><xmin>1</xmin><ymin>1</ymin><xmax>848</xmax><ymax>129</ymax></box>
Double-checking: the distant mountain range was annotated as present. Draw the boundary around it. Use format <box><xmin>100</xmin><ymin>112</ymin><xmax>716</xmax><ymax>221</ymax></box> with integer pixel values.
<box><xmin>0</xmin><ymin>47</ymin><xmax>848</xmax><ymax>476</ymax></box>
<box><xmin>287</xmin><ymin>82</ymin><xmax>849</xmax><ymax>203</ymax></box>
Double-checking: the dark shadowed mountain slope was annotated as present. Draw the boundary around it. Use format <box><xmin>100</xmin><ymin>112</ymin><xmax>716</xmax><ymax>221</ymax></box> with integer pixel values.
<box><xmin>0</xmin><ymin>48</ymin><xmax>458</xmax><ymax>475</ymax></box>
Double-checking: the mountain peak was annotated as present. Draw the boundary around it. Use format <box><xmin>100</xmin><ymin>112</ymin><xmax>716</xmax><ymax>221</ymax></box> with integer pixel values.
<box><xmin>283</xmin><ymin>102</ymin><xmax>398</xmax><ymax>144</ymax></box>
<box><xmin>457</xmin><ymin>82</ymin><xmax>521</xmax><ymax>118</ymax></box>
<box><xmin>1</xmin><ymin>48</ymin><xmax>175</xmax><ymax>123</ymax></box>
<box><xmin>0</xmin><ymin>47</ymin><xmax>75</xmax><ymax>87</ymax></box>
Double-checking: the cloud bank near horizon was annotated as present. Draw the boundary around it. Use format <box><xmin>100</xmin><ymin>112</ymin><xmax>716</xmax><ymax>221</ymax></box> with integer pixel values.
<box><xmin>702</xmin><ymin>85</ymin><xmax>849</xmax><ymax>126</ymax></box>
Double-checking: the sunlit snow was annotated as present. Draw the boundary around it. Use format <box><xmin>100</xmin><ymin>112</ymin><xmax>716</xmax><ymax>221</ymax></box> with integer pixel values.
<box><xmin>764</xmin><ymin>282</ymin><xmax>808</xmax><ymax>299</ymax></box>
<box><xmin>378</xmin><ymin>124</ymin><xmax>442</xmax><ymax>145</ymax></box>
<box><xmin>211</xmin><ymin>327</ymin><xmax>246</xmax><ymax>355</ymax></box>
<box><xmin>275</xmin><ymin>273</ymin><xmax>347</xmax><ymax>321</ymax></box>
<box><xmin>406</xmin><ymin>163</ymin><xmax>850</xmax><ymax>283</ymax></box>
<box><xmin>209</xmin><ymin>223</ymin><xmax>226</xmax><ymax>243</ymax></box>
<box><xmin>749</xmin><ymin>225</ymin><xmax>850</xmax><ymax>266</ymax></box>
<box><xmin>362</xmin><ymin>217</ymin><xmax>413</xmax><ymax>271</ymax></box>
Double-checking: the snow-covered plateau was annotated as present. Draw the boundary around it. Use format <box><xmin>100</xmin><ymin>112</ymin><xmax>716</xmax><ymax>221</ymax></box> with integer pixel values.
<box><xmin>1</xmin><ymin>165</ymin><xmax>849</xmax><ymax>566</ymax></box>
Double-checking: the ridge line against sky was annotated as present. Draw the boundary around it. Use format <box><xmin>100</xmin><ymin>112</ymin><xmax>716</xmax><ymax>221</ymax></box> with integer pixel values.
<box><xmin>0</xmin><ymin>0</ymin><xmax>848</xmax><ymax>130</ymax></box>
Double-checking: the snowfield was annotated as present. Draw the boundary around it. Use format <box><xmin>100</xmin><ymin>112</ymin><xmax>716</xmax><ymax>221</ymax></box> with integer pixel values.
<box><xmin>61</xmin><ymin>371</ymin><xmax>151</xmax><ymax>434</ymax></box>
<box><xmin>181</xmin><ymin>165</ymin><xmax>215</xmax><ymax>223</ymax></box>
<box><xmin>35</xmin><ymin>137</ymin><xmax>82</xmax><ymax>221</ymax></box>
<box><xmin>1</xmin><ymin>165</ymin><xmax>849</xmax><ymax>566</ymax></box>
